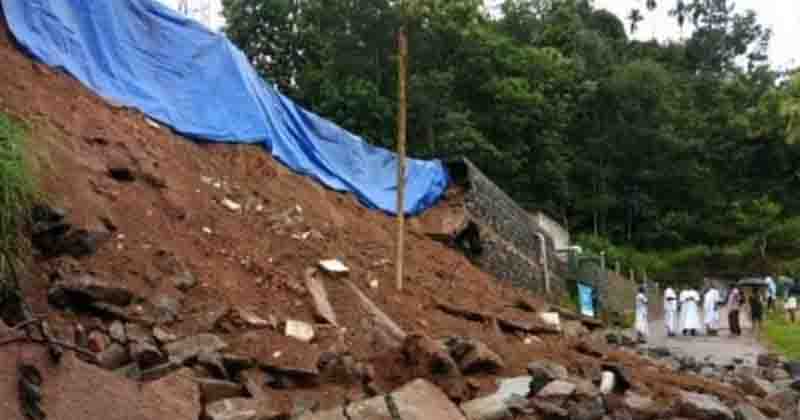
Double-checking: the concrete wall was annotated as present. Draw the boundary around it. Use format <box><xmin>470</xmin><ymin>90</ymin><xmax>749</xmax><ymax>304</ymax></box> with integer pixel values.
<box><xmin>532</xmin><ymin>211</ymin><xmax>570</xmax><ymax>252</ymax></box>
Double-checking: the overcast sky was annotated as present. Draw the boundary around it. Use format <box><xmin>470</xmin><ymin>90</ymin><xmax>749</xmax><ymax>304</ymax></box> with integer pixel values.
<box><xmin>163</xmin><ymin>0</ymin><xmax>799</xmax><ymax>70</ymax></box>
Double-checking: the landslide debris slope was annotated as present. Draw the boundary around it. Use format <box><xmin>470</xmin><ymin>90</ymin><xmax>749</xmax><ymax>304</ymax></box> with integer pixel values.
<box><xmin>0</xmin><ymin>12</ymin><xmax>791</xmax><ymax>420</ymax></box>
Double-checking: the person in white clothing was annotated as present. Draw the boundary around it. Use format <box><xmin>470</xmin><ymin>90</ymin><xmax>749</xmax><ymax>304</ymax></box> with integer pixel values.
<box><xmin>664</xmin><ymin>287</ymin><xmax>678</xmax><ymax>337</ymax></box>
<box><xmin>681</xmin><ymin>288</ymin><xmax>702</xmax><ymax>336</ymax></box>
<box><xmin>703</xmin><ymin>286</ymin><xmax>721</xmax><ymax>335</ymax></box>
<box><xmin>635</xmin><ymin>287</ymin><xmax>649</xmax><ymax>343</ymax></box>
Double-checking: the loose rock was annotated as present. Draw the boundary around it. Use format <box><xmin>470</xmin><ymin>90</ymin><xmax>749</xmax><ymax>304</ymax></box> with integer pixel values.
<box><xmin>109</xmin><ymin>321</ymin><xmax>126</xmax><ymax>343</ymax></box>
<box><xmin>441</xmin><ymin>337</ymin><xmax>505</xmax><ymax>374</ymax></box>
<box><xmin>204</xmin><ymin>398</ymin><xmax>281</xmax><ymax>420</ymax></box>
<box><xmin>165</xmin><ymin>334</ymin><xmax>228</xmax><ymax>364</ymax></box>
<box><xmin>735</xmin><ymin>403</ymin><xmax>768</xmax><ymax>420</ymax></box>
<box><xmin>679</xmin><ymin>391</ymin><xmax>733</xmax><ymax>420</ymax></box>
<box><xmin>285</xmin><ymin>320</ymin><xmax>315</xmax><ymax>342</ymax></box>
<box><xmin>49</xmin><ymin>274</ymin><xmax>134</xmax><ymax>307</ymax></box>
<box><xmin>171</xmin><ymin>271</ymin><xmax>198</xmax><ymax>292</ymax></box>
<box><xmin>536</xmin><ymin>380</ymin><xmax>576</xmax><ymax>401</ymax></box>
<box><xmin>195</xmin><ymin>378</ymin><xmax>245</xmax><ymax>404</ymax></box>
<box><xmin>88</xmin><ymin>330</ymin><xmax>109</xmax><ymax>353</ymax></box>
<box><xmin>97</xmin><ymin>343</ymin><xmax>132</xmax><ymax>370</ymax></box>
<box><xmin>130</xmin><ymin>340</ymin><xmax>166</xmax><ymax>369</ymax></box>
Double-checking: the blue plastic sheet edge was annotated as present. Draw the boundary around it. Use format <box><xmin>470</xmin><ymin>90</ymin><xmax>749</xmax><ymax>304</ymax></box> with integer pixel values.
<box><xmin>0</xmin><ymin>0</ymin><xmax>449</xmax><ymax>216</ymax></box>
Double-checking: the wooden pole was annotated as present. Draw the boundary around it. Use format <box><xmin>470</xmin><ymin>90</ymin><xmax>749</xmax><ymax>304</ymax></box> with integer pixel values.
<box><xmin>395</xmin><ymin>26</ymin><xmax>408</xmax><ymax>291</ymax></box>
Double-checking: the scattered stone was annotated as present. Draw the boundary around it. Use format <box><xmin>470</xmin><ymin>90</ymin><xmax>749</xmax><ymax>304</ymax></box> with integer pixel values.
<box><xmin>441</xmin><ymin>337</ymin><xmax>505</xmax><ymax>374</ymax></box>
<box><xmin>204</xmin><ymin>398</ymin><xmax>281</xmax><ymax>420</ymax></box>
<box><xmin>403</xmin><ymin>334</ymin><xmax>460</xmax><ymax>376</ymax></box>
<box><xmin>195</xmin><ymin>378</ymin><xmax>245</xmax><ymax>404</ymax></box>
<box><xmin>49</xmin><ymin>274</ymin><xmax>134</xmax><ymax>307</ymax></box>
<box><xmin>460</xmin><ymin>377</ymin><xmax>531</xmax><ymax>420</ymax></box>
<box><xmin>766</xmin><ymin>368</ymin><xmax>791</xmax><ymax>382</ymax></box>
<box><xmin>527</xmin><ymin>360</ymin><xmax>569</xmax><ymax>382</ymax></box>
<box><xmin>345</xmin><ymin>379</ymin><xmax>467</xmax><ymax>420</ymax></box>
<box><xmin>569</xmin><ymin>397</ymin><xmax>606</xmax><ymax>420</ymax></box>
<box><xmin>171</xmin><ymin>271</ymin><xmax>198</xmax><ymax>292</ymax></box>
<box><xmin>735</xmin><ymin>404</ymin><xmax>768</xmax><ymax>420</ymax></box>
<box><xmin>139</xmin><ymin>360</ymin><xmax>183</xmax><ymax>381</ymax></box>
<box><xmin>239</xmin><ymin>369</ymin><xmax>267</xmax><ymax>399</ymax></box>
<box><xmin>758</xmin><ymin>354</ymin><xmax>780</xmax><ymax>369</ymax></box>
<box><xmin>536</xmin><ymin>380</ymin><xmax>576</xmax><ymax>401</ymax></box>
<box><xmin>563</xmin><ymin>320</ymin><xmax>589</xmax><ymax>338</ymax></box>
<box><xmin>74</xmin><ymin>323</ymin><xmax>89</xmax><ymax>348</ymax></box>
<box><xmin>220</xmin><ymin>198</ymin><xmax>242</xmax><ymax>212</ymax></box>
<box><xmin>198</xmin><ymin>351</ymin><xmax>231</xmax><ymax>380</ymax></box>
<box><xmin>602</xmin><ymin>364</ymin><xmax>632</xmax><ymax>393</ymax></box>
<box><xmin>88</xmin><ymin>330</ymin><xmax>109</xmax><ymax>353</ymax></box>
<box><xmin>679</xmin><ymin>391</ymin><xmax>733</xmax><ymax>420</ymax></box>
<box><xmin>574</xmin><ymin>379</ymin><xmax>601</xmax><ymax>399</ymax></box>
<box><xmin>539</xmin><ymin>312</ymin><xmax>561</xmax><ymax>330</ymax></box>
<box><xmin>624</xmin><ymin>392</ymin><xmax>659</xmax><ymax>419</ymax></box>
<box><xmin>221</xmin><ymin>354</ymin><xmax>256</xmax><ymax>374</ymax></box>
<box><xmin>61</xmin><ymin>229</ymin><xmax>112</xmax><ymax>258</ymax></box>
<box><xmin>285</xmin><ymin>320</ymin><xmax>315</xmax><ymax>342</ymax></box>
<box><xmin>165</xmin><ymin>334</ymin><xmax>228</xmax><ymax>364</ymax></box>
<box><xmin>152</xmin><ymin>294</ymin><xmax>181</xmax><ymax>324</ymax></box>
<box><xmin>236</xmin><ymin>308</ymin><xmax>269</xmax><ymax>328</ymax></box>
<box><xmin>649</xmin><ymin>347</ymin><xmax>671</xmax><ymax>358</ymax></box>
<box><xmin>97</xmin><ymin>343</ymin><xmax>132</xmax><ymax>370</ymax></box>
<box><xmin>109</xmin><ymin>321</ymin><xmax>126</xmax><ymax>343</ymax></box>
<box><xmin>153</xmin><ymin>327</ymin><xmax>179</xmax><ymax>344</ymax></box>
<box><xmin>130</xmin><ymin>340</ymin><xmax>166</xmax><ymax>369</ymax></box>
<box><xmin>304</xmin><ymin>269</ymin><xmax>338</xmax><ymax>326</ymax></box>
<box><xmin>531</xmin><ymin>398</ymin><xmax>569</xmax><ymax>418</ymax></box>
<box><xmin>738</xmin><ymin>374</ymin><xmax>777</xmax><ymax>398</ymax></box>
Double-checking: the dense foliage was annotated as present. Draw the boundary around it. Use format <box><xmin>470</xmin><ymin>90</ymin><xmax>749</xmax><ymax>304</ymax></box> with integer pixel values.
<box><xmin>222</xmin><ymin>0</ymin><xmax>800</xmax><ymax>278</ymax></box>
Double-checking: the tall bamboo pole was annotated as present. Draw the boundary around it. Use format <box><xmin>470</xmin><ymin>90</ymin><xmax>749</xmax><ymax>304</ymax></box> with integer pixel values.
<box><xmin>395</xmin><ymin>26</ymin><xmax>408</xmax><ymax>291</ymax></box>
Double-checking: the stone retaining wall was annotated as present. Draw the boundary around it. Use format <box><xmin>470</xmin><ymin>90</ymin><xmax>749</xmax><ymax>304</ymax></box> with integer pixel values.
<box><xmin>447</xmin><ymin>159</ymin><xmax>567</xmax><ymax>298</ymax></box>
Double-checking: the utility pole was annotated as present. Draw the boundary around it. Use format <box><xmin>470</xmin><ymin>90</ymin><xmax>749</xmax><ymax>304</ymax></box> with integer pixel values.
<box><xmin>395</xmin><ymin>22</ymin><xmax>408</xmax><ymax>291</ymax></box>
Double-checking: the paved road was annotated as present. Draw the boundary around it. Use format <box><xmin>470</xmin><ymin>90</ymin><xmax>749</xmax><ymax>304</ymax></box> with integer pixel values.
<box><xmin>644</xmin><ymin>307</ymin><xmax>766</xmax><ymax>366</ymax></box>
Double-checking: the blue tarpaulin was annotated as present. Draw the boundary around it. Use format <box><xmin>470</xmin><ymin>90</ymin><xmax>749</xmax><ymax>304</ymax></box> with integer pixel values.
<box><xmin>1</xmin><ymin>0</ymin><xmax>448</xmax><ymax>215</ymax></box>
<box><xmin>578</xmin><ymin>283</ymin><xmax>595</xmax><ymax>318</ymax></box>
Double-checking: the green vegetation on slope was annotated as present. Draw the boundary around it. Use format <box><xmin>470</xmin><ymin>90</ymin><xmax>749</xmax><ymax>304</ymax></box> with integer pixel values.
<box><xmin>223</xmin><ymin>0</ymin><xmax>800</xmax><ymax>276</ymax></box>
<box><xmin>0</xmin><ymin>112</ymin><xmax>35</xmax><ymax>274</ymax></box>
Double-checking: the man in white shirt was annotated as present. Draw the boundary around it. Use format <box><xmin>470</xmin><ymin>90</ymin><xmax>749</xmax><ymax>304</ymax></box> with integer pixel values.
<box><xmin>681</xmin><ymin>288</ymin><xmax>702</xmax><ymax>336</ymax></box>
<box><xmin>703</xmin><ymin>285</ymin><xmax>721</xmax><ymax>336</ymax></box>
<box><xmin>664</xmin><ymin>287</ymin><xmax>678</xmax><ymax>337</ymax></box>
<box><xmin>635</xmin><ymin>287</ymin><xmax>649</xmax><ymax>343</ymax></box>
<box><xmin>766</xmin><ymin>276</ymin><xmax>777</xmax><ymax>312</ymax></box>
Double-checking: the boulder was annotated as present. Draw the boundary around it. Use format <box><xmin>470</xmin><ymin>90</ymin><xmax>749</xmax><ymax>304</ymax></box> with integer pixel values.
<box><xmin>198</xmin><ymin>351</ymin><xmax>231</xmax><ymax>380</ymax></box>
<box><xmin>531</xmin><ymin>398</ymin><xmax>569</xmax><ymax>418</ymax></box>
<box><xmin>97</xmin><ymin>343</ymin><xmax>131</xmax><ymax>370</ymax></box>
<box><xmin>166</xmin><ymin>334</ymin><xmax>228</xmax><ymax>364</ymax></box>
<box><xmin>153</xmin><ymin>326</ymin><xmax>179</xmax><ymax>344</ymax></box>
<box><xmin>624</xmin><ymin>392</ymin><xmax>659</xmax><ymax>420</ymax></box>
<box><xmin>600</xmin><ymin>371</ymin><xmax>616</xmax><ymax>395</ymax></box>
<box><xmin>130</xmin><ymin>340</ymin><xmax>166</xmax><ymax>369</ymax></box>
<box><xmin>738</xmin><ymin>375</ymin><xmax>777</xmax><ymax>398</ymax></box>
<box><xmin>679</xmin><ymin>391</ymin><xmax>734</xmax><ymax>420</ymax></box>
<box><xmin>527</xmin><ymin>360</ymin><xmax>569</xmax><ymax>389</ymax></box>
<box><xmin>196</xmin><ymin>378</ymin><xmax>245</xmax><ymax>404</ymax></box>
<box><xmin>88</xmin><ymin>330</ymin><xmax>109</xmax><ymax>353</ymax></box>
<box><xmin>563</xmin><ymin>320</ymin><xmax>590</xmax><ymax>338</ymax></box>
<box><xmin>346</xmin><ymin>379</ymin><xmax>467</xmax><ymax>420</ymax></box>
<box><xmin>152</xmin><ymin>294</ymin><xmax>181</xmax><ymax>324</ymax></box>
<box><xmin>171</xmin><ymin>271</ymin><xmax>198</xmax><ymax>292</ymax></box>
<box><xmin>403</xmin><ymin>334</ymin><xmax>460</xmax><ymax>376</ymax></box>
<box><xmin>204</xmin><ymin>398</ymin><xmax>282</xmax><ymax>420</ymax></box>
<box><xmin>49</xmin><ymin>274</ymin><xmax>134</xmax><ymax>307</ymax></box>
<box><xmin>140</xmin><ymin>360</ymin><xmax>183</xmax><ymax>381</ymax></box>
<box><xmin>441</xmin><ymin>337</ymin><xmax>505</xmax><ymax>374</ymax></box>
<box><xmin>758</xmin><ymin>354</ymin><xmax>780</xmax><ymax>369</ymax></box>
<box><xmin>574</xmin><ymin>379</ymin><xmax>601</xmax><ymax>399</ymax></box>
<box><xmin>735</xmin><ymin>404</ymin><xmax>768</xmax><ymax>420</ymax></box>
<box><xmin>568</xmin><ymin>398</ymin><xmax>606</xmax><ymax>420</ymax></box>
<box><xmin>766</xmin><ymin>368</ymin><xmax>791</xmax><ymax>382</ymax></box>
<box><xmin>536</xmin><ymin>380</ymin><xmax>576</xmax><ymax>402</ymax></box>
<box><xmin>239</xmin><ymin>369</ymin><xmax>267</xmax><ymax>399</ymax></box>
<box><xmin>460</xmin><ymin>375</ymin><xmax>533</xmax><ymax>418</ymax></box>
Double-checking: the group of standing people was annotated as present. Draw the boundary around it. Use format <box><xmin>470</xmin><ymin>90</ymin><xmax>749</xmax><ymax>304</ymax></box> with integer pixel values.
<box><xmin>634</xmin><ymin>282</ymin><xmax>763</xmax><ymax>343</ymax></box>
<box><xmin>661</xmin><ymin>286</ymin><xmax>721</xmax><ymax>337</ymax></box>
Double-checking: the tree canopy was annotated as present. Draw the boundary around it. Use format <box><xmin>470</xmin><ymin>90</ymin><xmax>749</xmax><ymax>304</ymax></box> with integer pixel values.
<box><xmin>222</xmin><ymin>0</ymin><xmax>800</xmax><ymax>279</ymax></box>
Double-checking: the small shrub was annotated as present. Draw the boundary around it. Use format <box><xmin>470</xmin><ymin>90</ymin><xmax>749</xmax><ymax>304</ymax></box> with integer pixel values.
<box><xmin>0</xmin><ymin>113</ymin><xmax>36</xmax><ymax>274</ymax></box>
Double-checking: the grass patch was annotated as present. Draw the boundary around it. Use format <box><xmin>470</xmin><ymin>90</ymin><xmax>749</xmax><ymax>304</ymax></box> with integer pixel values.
<box><xmin>764</xmin><ymin>310</ymin><xmax>800</xmax><ymax>359</ymax></box>
<box><xmin>0</xmin><ymin>112</ymin><xmax>36</xmax><ymax>274</ymax></box>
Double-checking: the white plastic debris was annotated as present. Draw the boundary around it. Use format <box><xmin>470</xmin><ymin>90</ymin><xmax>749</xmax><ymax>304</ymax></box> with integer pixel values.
<box><xmin>221</xmin><ymin>198</ymin><xmax>242</xmax><ymax>212</ymax></box>
<box><xmin>273</xmin><ymin>351</ymin><xmax>283</xmax><ymax>359</ymax></box>
<box><xmin>318</xmin><ymin>259</ymin><xmax>349</xmax><ymax>274</ymax></box>
<box><xmin>600</xmin><ymin>371</ymin><xmax>616</xmax><ymax>395</ymax></box>
<box><xmin>255</xmin><ymin>204</ymin><xmax>264</xmax><ymax>212</ymax></box>
<box><xmin>539</xmin><ymin>312</ymin><xmax>561</xmax><ymax>330</ymax></box>
<box><xmin>369</xmin><ymin>279</ymin><xmax>380</xmax><ymax>289</ymax></box>
<box><xmin>285</xmin><ymin>320</ymin><xmax>315</xmax><ymax>342</ymax></box>
<box><xmin>202</xmin><ymin>227</ymin><xmax>213</xmax><ymax>234</ymax></box>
